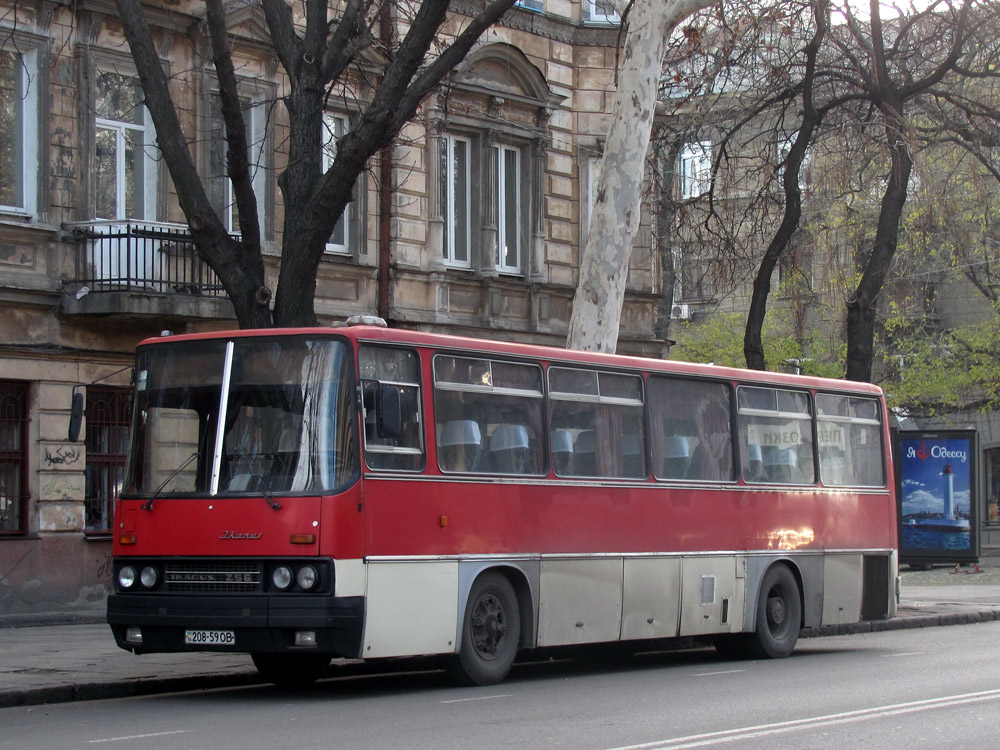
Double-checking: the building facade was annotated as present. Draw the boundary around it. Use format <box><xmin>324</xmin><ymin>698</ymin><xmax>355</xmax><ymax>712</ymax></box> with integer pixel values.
<box><xmin>0</xmin><ymin>0</ymin><xmax>671</xmax><ymax>618</ymax></box>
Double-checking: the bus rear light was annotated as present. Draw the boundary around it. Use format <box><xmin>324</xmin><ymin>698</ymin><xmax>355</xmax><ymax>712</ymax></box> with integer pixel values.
<box><xmin>289</xmin><ymin>534</ymin><xmax>316</xmax><ymax>544</ymax></box>
<box><xmin>125</xmin><ymin>627</ymin><xmax>143</xmax><ymax>644</ymax></box>
<box><xmin>119</xmin><ymin>534</ymin><xmax>137</xmax><ymax>545</ymax></box>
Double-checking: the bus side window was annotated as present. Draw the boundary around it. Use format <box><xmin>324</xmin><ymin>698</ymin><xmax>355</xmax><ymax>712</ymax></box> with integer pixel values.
<box><xmin>816</xmin><ymin>394</ymin><xmax>885</xmax><ymax>487</ymax></box>
<box><xmin>737</xmin><ymin>386</ymin><xmax>814</xmax><ymax>485</ymax></box>
<box><xmin>548</xmin><ymin>368</ymin><xmax>646</xmax><ymax>479</ymax></box>
<box><xmin>434</xmin><ymin>355</ymin><xmax>544</xmax><ymax>476</ymax></box>
<box><xmin>359</xmin><ymin>346</ymin><xmax>424</xmax><ymax>471</ymax></box>
<box><xmin>648</xmin><ymin>376</ymin><xmax>734</xmax><ymax>482</ymax></box>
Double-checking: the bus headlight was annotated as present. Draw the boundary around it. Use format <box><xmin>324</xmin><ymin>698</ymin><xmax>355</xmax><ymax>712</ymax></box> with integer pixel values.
<box><xmin>140</xmin><ymin>566</ymin><xmax>159</xmax><ymax>589</ymax></box>
<box><xmin>118</xmin><ymin>566</ymin><xmax>137</xmax><ymax>589</ymax></box>
<box><xmin>296</xmin><ymin>565</ymin><xmax>317</xmax><ymax>591</ymax></box>
<box><xmin>272</xmin><ymin>565</ymin><xmax>293</xmax><ymax>590</ymax></box>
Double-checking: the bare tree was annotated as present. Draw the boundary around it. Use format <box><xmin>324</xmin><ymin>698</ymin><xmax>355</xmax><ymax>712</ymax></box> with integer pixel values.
<box><xmin>116</xmin><ymin>0</ymin><xmax>517</xmax><ymax>328</ymax></box>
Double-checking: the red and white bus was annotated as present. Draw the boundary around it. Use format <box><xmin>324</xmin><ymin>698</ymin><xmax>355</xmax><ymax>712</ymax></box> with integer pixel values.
<box><xmin>108</xmin><ymin>320</ymin><xmax>898</xmax><ymax>686</ymax></box>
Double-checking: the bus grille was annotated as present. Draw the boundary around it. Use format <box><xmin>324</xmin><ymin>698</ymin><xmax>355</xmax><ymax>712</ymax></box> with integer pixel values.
<box><xmin>164</xmin><ymin>561</ymin><xmax>262</xmax><ymax>593</ymax></box>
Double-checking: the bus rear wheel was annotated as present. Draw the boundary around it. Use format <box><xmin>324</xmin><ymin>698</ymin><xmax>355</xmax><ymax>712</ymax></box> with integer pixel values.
<box><xmin>748</xmin><ymin>564</ymin><xmax>801</xmax><ymax>659</ymax></box>
<box><xmin>453</xmin><ymin>572</ymin><xmax>520</xmax><ymax>686</ymax></box>
<box><xmin>251</xmin><ymin>652</ymin><xmax>330</xmax><ymax>686</ymax></box>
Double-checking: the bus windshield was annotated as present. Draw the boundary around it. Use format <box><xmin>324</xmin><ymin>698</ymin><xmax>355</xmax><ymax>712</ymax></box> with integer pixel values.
<box><xmin>122</xmin><ymin>336</ymin><xmax>357</xmax><ymax>497</ymax></box>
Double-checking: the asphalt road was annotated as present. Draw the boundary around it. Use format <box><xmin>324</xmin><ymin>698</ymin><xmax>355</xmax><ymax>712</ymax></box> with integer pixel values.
<box><xmin>3</xmin><ymin>621</ymin><xmax>1000</xmax><ymax>750</ymax></box>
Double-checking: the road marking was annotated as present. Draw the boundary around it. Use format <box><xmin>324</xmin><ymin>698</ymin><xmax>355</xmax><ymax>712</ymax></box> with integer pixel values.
<box><xmin>693</xmin><ymin>669</ymin><xmax>746</xmax><ymax>677</ymax></box>
<box><xmin>883</xmin><ymin>651</ymin><xmax>924</xmax><ymax>657</ymax></box>
<box><xmin>88</xmin><ymin>730</ymin><xmax>193</xmax><ymax>744</ymax></box>
<box><xmin>604</xmin><ymin>688</ymin><xmax>1000</xmax><ymax>749</ymax></box>
<box><xmin>440</xmin><ymin>693</ymin><xmax>513</xmax><ymax>704</ymax></box>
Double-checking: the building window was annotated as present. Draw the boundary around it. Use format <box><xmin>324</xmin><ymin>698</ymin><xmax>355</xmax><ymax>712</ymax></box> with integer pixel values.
<box><xmin>85</xmin><ymin>386</ymin><xmax>130</xmax><ymax>533</ymax></box>
<box><xmin>583</xmin><ymin>0</ymin><xmax>621</xmax><ymax>24</ymax></box>
<box><xmin>323</xmin><ymin>114</ymin><xmax>354</xmax><ymax>254</ymax></box>
<box><xmin>0</xmin><ymin>46</ymin><xmax>38</xmax><ymax>216</ymax></box>
<box><xmin>441</xmin><ymin>134</ymin><xmax>472</xmax><ymax>267</ymax></box>
<box><xmin>679</xmin><ymin>140</ymin><xmax>712</xmax><ymax>199</ymax></box>
<box><xmin>207</xmin><ymin>91</ymin><xmax>270</xmax><ymax>235</ymax></box>
<box><xmin>0</xmin><ymin>381</ymin><xmax>28</xmax><ymax>535</ymax></box>
<box><xmin>495</xmin><ymin>144</ymin><xmax>522</xmax><ymax>274</ymax></box>
<box><xmin>94</xmin><ymin>70</ymin><xmax>158</xmax><ymax>221</ymax></box>
<box><xmin>516</xmin><ymin>0</ymin><xmax>543</xmax><ymax>9</ymax></box>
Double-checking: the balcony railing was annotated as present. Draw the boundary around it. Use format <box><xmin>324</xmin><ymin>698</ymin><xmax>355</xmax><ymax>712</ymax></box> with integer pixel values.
<box><xmin>67</xmin><ymin>221</ymin><xmax>226</xmax><ymax>297</ymax></box>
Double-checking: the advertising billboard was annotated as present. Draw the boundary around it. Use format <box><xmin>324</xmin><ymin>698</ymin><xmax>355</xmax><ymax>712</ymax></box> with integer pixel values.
<box><xmin>894</xmin><ymin>430</ymin><xmax>979</xmax><ymax>566</ymax></box>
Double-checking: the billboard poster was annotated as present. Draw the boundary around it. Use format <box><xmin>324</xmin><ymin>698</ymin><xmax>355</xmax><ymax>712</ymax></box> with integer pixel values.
<box><xmin>894</xmin><ymin>430</ymin><xmax>979</xmax><ymax>565</ymax></box>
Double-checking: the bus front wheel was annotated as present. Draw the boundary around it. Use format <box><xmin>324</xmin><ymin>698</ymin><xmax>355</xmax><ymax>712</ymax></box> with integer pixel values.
<box><xmin>453</xmin><ymin>572</ymin><xmax>520</xmax><ymax>686</ymax></box>
<box><xmin>748</xmin><ymin>564</ymin><xmax>801</xmax><ymax>659</ymax></box>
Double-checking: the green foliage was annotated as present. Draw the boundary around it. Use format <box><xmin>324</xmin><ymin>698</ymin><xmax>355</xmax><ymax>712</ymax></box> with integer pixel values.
<box><xmin>880</xmin><ymin>307</ymin><xmax>1000</xmax><ymax>416</ymax></box>
<box><xmin>669</xmin><ymin>308</ymin><xmax>845</xmax><ymax>377</ymax></box>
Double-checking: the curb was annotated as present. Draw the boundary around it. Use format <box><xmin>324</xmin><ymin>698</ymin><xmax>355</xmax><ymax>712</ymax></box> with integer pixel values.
<box><xmin>0</xmin><ymin>670</ymin><xmax>265</xmax><ymax>709</ymax></box>
<box><xmin>801</xmin><ymin>609</ymin><xmax>1000</xmax><ymax>638</ymax></box>
<box><xmin>5</xmin><ymin>610</ymin><xmax>1000</xmax><ymax>709</ymax></box>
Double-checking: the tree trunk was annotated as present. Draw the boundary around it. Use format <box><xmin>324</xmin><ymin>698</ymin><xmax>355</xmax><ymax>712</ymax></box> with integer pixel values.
<box><xmin>567</xmin><ymin>0</ymin><xmax>716</xmax><ymax>353</ymax></box>
<box><xmin>117</xmin><ymin>0</ymin><xmax>272</xmax><ymax>328</ymax></box>
<box><xmin>744</xmin><ymin>0</ymin><xmax>828</xmax><ymax>371</ymax></box>
<box><xmin>845</xmin><ymin>110</ymin><xmax>912</xmax><ymax>382</ymax></box>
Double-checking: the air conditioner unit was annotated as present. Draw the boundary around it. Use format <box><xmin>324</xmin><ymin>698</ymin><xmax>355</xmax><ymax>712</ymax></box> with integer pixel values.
<box><xmin>671</xmin><ymin>303</ymin><xmax>692</xmax><ymax>321</ymax></box>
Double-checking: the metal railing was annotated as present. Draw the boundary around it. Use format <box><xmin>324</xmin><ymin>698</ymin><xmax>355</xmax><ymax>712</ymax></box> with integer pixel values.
<box><xmin>67</xmin><ymin>221</ymin><xmax>226</xmax><ymax>297</ymax></box>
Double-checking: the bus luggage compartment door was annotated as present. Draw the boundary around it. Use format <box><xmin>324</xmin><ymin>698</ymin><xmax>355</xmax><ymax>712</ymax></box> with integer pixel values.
<box><xmin>678</xmin><ymin>556</ymin><xmax>745</xmax><ymax>637</ymax></box>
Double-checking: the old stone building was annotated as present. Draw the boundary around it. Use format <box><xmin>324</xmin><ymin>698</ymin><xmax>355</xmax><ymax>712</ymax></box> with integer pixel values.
<box><xmin>0</xmin><ymin>0</ymin><xmax>675</xmax><ymax>617</ymax></box>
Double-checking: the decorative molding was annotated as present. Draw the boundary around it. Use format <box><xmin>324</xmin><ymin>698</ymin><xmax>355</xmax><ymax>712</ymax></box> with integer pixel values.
<box><xmin>449</xmin><ymin>0</ymin><xmax>622</xmax><ymax>47</ymax></box>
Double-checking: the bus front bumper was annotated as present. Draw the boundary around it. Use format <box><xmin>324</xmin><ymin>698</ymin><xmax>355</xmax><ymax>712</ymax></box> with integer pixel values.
<box><xmin>107</xmin><ymin>593</ymin><xmax>364</xmax><ymax>657</ymax></box>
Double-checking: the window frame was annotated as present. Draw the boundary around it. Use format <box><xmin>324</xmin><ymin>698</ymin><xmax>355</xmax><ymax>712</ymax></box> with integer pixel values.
<box><xmin>204</xmin><ymin>81</ymin><xmax>273</xmax><ymax>238</ymax></box>
<box><xmin>442</xmin><ymin>133</ymin><xmax>473</xmax><ymax>268</ymax></box>
<box><xmin>0</xmin><ymin>381</ymin><xmax>28</xmax><ymax>536</ymax></box>
<box><xmin>547</xmin><ymin>367</ymin><xmax>647</xmax><ymax>480</ymax></box>
<box><xmin>647</xmin><ymin>376</ymin><xmax>736</xmax><ymax>483</ymax></box>
<box><xmin>679</xmin><ymin>140</ymin><xmax>712</xmax><ymax>200</ymax></box>
<box><xmin>360</xmin><ymin>345</ymin><xmax>425</xmax><ymax>472</ymax></box>
<box><xmin>582</xmin><ymin>0</ymin><xmax>622</xmax><ymax>25</ymax></box>
<box><xmin>815</xmin><ymin>393</ymin><xmax>886</xmax><ymax>488</ymax></box>
<box><xmin>433</xmin><ymin>354</ymin><xmax>545</xmax><ymax>476</ymax></box>
<box><xmin>90</xmin><ymin>66</ymin><xmax>160</xmax><ymax>222</ymax></box>
<box><xmin>495</xmin><ymin>143</ymin><xmax>523</xmax><ymax>274</ymax></box>
<box><xmin>737</xmin><ymin>385</ymin><xmax>816</xmax><ymax>486</ymax></box>
<box><xmin>84</xmin><ymin>385</ymin><xmax>131</xmax><ymax>533</ymax></box>
<box><xmin>323</xmin><ymin>112</ymin><xmax>354</xmax><ymax>255</ymax></box>
<box><xmin>0</xmin><ymin>42</ymin><xmax>40</xmax><ymax>218</ymax></box>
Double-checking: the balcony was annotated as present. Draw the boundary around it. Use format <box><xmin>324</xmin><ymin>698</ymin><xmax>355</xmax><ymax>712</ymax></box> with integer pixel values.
<box><xmin>62</xmin><ymin>221</ymin><xmax>235</xmax><ymax>321</ymax></box>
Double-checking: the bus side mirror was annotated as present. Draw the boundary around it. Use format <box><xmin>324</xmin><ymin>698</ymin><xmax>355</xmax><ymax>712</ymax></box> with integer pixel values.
<box><xmin>68</xmin><ymin>390</ymin><xmax>84</xmax><ymax>443</ymax></box>
<box><xmin>377</xmin><ymin>385</ymin><xmax>402</xmax><ymax>439</ymax></box>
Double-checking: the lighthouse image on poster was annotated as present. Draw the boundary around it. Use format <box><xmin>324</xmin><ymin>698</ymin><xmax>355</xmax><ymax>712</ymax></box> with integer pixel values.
<box><xmin>900</xmin><ymin>437</ymin><xmax>972</xmax><ymax>552</ymax></box>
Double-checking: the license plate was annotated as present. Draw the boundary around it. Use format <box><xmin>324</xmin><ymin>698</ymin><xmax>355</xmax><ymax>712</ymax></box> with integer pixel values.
<box><xmin>184</xmin><ymin>629</ymin><xmax>236</xmax><ymax>646</ymax></box>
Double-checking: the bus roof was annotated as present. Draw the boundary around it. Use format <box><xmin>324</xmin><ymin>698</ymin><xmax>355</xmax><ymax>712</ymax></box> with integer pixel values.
<box><xmin>136</xmin><ymin>325</ymin><xmax>884</xmax><ymax>396</ymax></box>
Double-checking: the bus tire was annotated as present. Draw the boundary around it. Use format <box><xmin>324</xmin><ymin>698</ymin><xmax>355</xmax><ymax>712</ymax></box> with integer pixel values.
<box><xmin>748</xmin><ymin>564</ymin><xmax>800</xmax><ymax>659</ymax></box>
<box><xmin>251</xmin><ymin>652</ymin><xmax>330</xmax><ymax>686</ymax></box>
<box><xmin>453</xmin><ymin>572</ymin><xmax>520</xmax><ymax>686</ymax></box>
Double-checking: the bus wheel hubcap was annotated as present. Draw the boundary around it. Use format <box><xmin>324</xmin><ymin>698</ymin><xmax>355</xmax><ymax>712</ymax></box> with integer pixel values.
<box><xmin>471</xmin><ymin>594</ymin><xmax>506</xmax><ymax>658</ymax></box>
<box><xmin>767</xmin><ymin>595</ymin><xmax>786</xmax><ymax>628</ymax></box>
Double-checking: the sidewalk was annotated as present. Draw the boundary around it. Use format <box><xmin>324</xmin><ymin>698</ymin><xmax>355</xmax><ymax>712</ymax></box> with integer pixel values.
<box><xmin>2</xmin><ymin>561</ymin><xmax>1000</xmax><ymax>709</ymax></box>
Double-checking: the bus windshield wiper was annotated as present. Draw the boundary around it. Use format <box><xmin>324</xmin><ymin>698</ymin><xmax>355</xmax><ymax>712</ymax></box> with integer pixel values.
<box><xmin>141</xmin><ymin>452</ymin><xmax>200</xmax><ymax>511</ymax></box>
<box><xmin>258</xmin><ymin>472</ymin><xmax>282</xmax><ymax>511</ymax></box>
